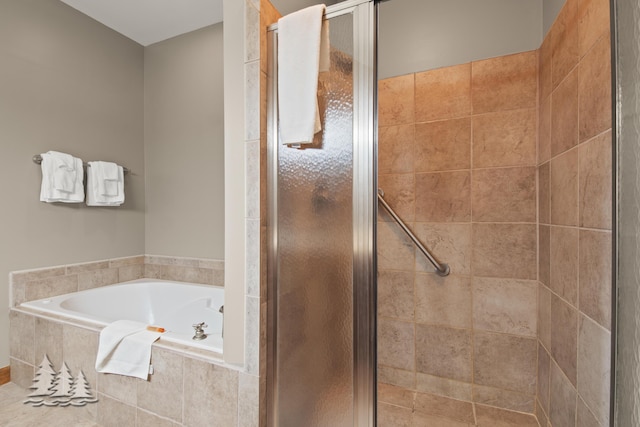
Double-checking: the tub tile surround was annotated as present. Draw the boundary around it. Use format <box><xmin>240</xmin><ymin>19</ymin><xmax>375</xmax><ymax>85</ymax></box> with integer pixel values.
<box><xmin>378</xmin><ymin>0</ymin><xmax>612</xmax><ymax>423</ymax></box>
<box><xmin>8</xmin><ymin>254</ymin><xmax>244</xmax><ymax>426</ymax></box>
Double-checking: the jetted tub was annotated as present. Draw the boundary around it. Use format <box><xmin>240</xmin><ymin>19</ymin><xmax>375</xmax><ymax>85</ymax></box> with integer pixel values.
<box><xmin>20</xmin><ymin>279</ymin><xmax>224</xmax><ymax>353</ymax></box>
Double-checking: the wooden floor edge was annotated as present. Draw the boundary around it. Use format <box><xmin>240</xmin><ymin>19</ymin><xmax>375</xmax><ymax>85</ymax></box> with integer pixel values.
<box><xmin>0</xmin><ymin>366</ymin><xmax>10</xmax><ymax>386</ymax></box>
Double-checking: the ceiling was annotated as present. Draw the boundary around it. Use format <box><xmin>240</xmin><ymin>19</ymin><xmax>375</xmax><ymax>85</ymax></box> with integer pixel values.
<box><xmin>59</xmin><ymin>0</ymin><xmax>224</xmax><ymax>46</ymax></box>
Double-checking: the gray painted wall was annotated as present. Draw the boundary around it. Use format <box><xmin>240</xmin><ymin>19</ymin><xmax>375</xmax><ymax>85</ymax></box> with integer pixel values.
<box><xmin>0</xmin><ymin>0</ymin><xmax>145</xmax><ymax>366</ymax></box>
<box><xmin>378</xmin><ymin>0</ymin><xmax>543</xmax><ymax>79</ymax></box>
<box><xmin>543</xmin><ymin>0</ymin><xmax>567</xmax><ymax>34</ymax></box>
<box><xmin>144</xmin><ymin>24</ymin><xmax>225</xmax><ymax>259</ymax></box>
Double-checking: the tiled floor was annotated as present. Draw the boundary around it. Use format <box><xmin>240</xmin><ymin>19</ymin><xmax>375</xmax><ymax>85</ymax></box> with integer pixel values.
<box><xmin>378</xmin><ymin>383</ymin><xmax>541</xmax><ymax>427</ymax></box>
<box><xmin>2</xmin><ymin>380</ymin><xmax>542</xmax><ymax>427</ymax></box>
<box><xmin>0</xmin><ymin>383</ymin><xmax>99</xmax><ymax>427</ymax></box>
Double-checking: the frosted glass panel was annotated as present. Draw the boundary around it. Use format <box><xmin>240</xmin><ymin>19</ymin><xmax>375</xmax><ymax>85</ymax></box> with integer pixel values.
<box><xmin>275</xmin><ymin>13</ymin><xmax>355</xmax><ymax>427</ymax></box>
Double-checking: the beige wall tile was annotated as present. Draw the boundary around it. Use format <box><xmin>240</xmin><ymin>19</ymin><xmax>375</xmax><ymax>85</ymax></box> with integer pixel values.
<box><xmin>62</xmin><ymin>325</ymin><xmax>99</xmax><ymax>393</ymax></box>
<box><xmin>108</xmin><ymin>256</ymin><xmax>144</xmax><ymax>268</ymax></box>
<box><xmin>415</xmin><ymin>324</ymin><xmax>472</xmax><ymax>382</ymax></box>
<box><xmin>137</xmin><ymin>348</ymin><xmax>184</xmax><ymax>422</ymax></box>
<box><xmin>24</xmin><ymin>274</ymin><xmax>78</xmax><ymax>302</ymax></box>
<box><xmin>161</xmin><ymin>265</ymin><xmax>213</xmax><ymax>284</ymax></box>
<box><xmin>473</xmin><ymin>331</ymin><xmax>537</xmax><ymax>395</ymax></box>
<box><xmin>579</xmin><ymin>230</ymin><xmax>612</xmax><ymax>329</ymax></box>
<box><xmin>578</xmin><ymin>34</ymin><xmax>612</xmax><ymax>143</ymax></box>
<box><xmin>9</xmin><ymin>357</ymin><xmax>34</xmax><ymax>389</ymax></box>
<box><xmin>378</xmin><ymin>270</ymin><xmax>415</xmax><ymax>321</ymax></box>
<box><xmin>551</xmin><ymin>295</ymin><xmax>578</xmax><ymax>385</ymax></box>
<box><xmin>378</xmin><ymin>318</ymin><xmax>415</xmax><ymax>371</ymax></box>
<box><xmin>415</xmin><ymin>63</ymin><xmax>471</xmax><ymax>121</ymax></box>
<box><xmin>539</xmin><ymin>225</ymin><xmax>551</xmax><ymax>287</ymax></box>
<box><xmin>472</xmin><ymin>277</ymin><xmax>537</xmax><ymax>336</ymax></box>
<box><xmin>415</xmin><ymin>118</ymin><xmax>471</xmax><ymax>172</ymax></box>
<box><xmin>550</xmin><ymin>0</ymin><xmax>580</xmax><ymax>88</ymax></box>
<box><xmin>117</xmin><ymin>264</ymin><xmax>145</xmax><ymax>282</ymax></box>
<box><xmin>415</xmin><ymin>171</ymin><xmax>471</xmax><ymax>222</ymax></box>
<box><xmin>471</xmin><ymin>167</ymin><xmax>536</xmax><ymax>223</ymax></box>
<box><xmin>98</xmin><ymin>372</ymin><xmax>137</xmax><ymax>404</ymax></box>
<box><xmin>137</xmin><ymin>409</ymin><xmax>180</xmax><ymax>427</ymax></box>
<box><xmin>577</xmin><ymin>314</ymin><xmax>611</xmax><ymax>425</ymax></box>
<box><xmin>411</xmin><ymin>412</ymin><xmax>473</xmax><ymax>427</ymax></box>
<box><xmin>183</xmin><ymin>358</ymin><xmax>239</xmax><ymax>427</ymax></box>
<box><xmin>378</xmin><ymin>173</ymin><xmax>416</xmax><ymax>223</ymax></box>
<box><xmin>539</xmin><ymin>96</ymin><xmax>552</xmax><ymax>164</ymax></box>
<box><xmin>578</xmin><ymin>0</ymin><xmax>611</xmax><ymax>57</ymax></box>
<box><xmin>9</xmin><ymin>311</ymin><xmax>34</xmax><ymax>365</ymax></box>
<box><xmin>536</xmin><ymin>400</ymin><xmax>550</xmax><ymax>427</ymax></box>
<box><xmin>539</xmin><ymin>162</ymin><xmax>550</xmax><ymax>224</ymax></box>
<box><xmin>471</xmin><ymin>51</ymin><xmax>538</xmax><ymax>114</ymax></box>
<box><xmin>549</xmin><ymin>361</ymin><xmax>578</xmax><ymax>427</ymax></box>
<box><xmin>414</xmin><ymin>391</ymin><xmax>475</xmax><ymax>424</ymax></box>
<box><xmin>475</xmin><ymin>404</ymin><xmax>539</xmax><ymax>427</ymax></box>
<box><xmin>538</xmin><ymin>283</ymin><xmax>552</xmax><ymax>349</ymax></box>
<box><xmin>379</xmin><ymin>74</ymin><xmax>415</xmax><ymax>126</ymax></box>
<box><xmin>10</xmin><ymin>267</ymin><xmax>66</xmax><ymax>285</ymax></box>
<box><xmin>78</xmin><ymin>268</ymin><xmax>119</xmax><ymax>291</ymax></box>
<box><xmin>66</xmin><ymin>261</ymin><xmax>110</xmax><ymax>274</ymax></box>
<box><xmin>238</xmin><ymin>372</ymin><xmax>260</xmax><ymax>427</ymax></box>
<box><xmin>378</xmin><ymin>365</ymin><xmax>416</xmax><ymax>390</ymax></box>
<box><xmin>377</xmin><ymin>402</ymin><xmax>412</xmax><ymax>427</ymax></box>
<box><xmin>539</xmin><ymin>34</ymin><xmax>553</xmax><ymax>102</ymax></box>
<box><xmin>415</xmin><ymin>274</ymin><xmax>471</xmax><ymax>329</ymax></box>
<box><xmin>377</xmin><ymin>220</ymin><xmax>416</xmax><ymax>271</ymax></box>
<box><xmin>577</xmin><ymin>396</ymin><xmax>604</xmax><ymax>427</ymax></box>
<box><xmin>550</xmin><ymin>226</ymin><xmax>579</xmax><ymax>305</ymax></box>
<box><xmin>579</xmin><ymin>130</ymin><xmax>612</xmax><ymax>229</ymax></box>
<box><xmin>472</xmin><ymin>109</ymin><xmax>537</xmax><ymax>168</ymax></box>
<box><xmin>416</xmin><ymin>373</ymin><xmax>473</xmax><ymax>402</ymax></box>
<box><xmin>378</xmin><ymin>382</ymin><xmax>416</xmax><ymax>409</ymax></box>
<box><xmin>472</xmin><ymin>224</ymin><xmax>537</xmax><ymax>280</ymax></box>
<box><xmin>379</xmin><ymin>124</ymin><xmax>415</xmax><ymax>174</ymax></box>
<box><xmin>97</xmin><ymin>394</ymin><xmax>136</xmax><ymax>427</ymax></box>
<box><xmin>538</xmin><ymin>343</ymin><xmax>551</xmax><ymax>414</ymax></box>
<box><xmin>413</xmin><ymin>223</ymin><xmax>472</xmax><ymax>276</ymax></box>
<box><xmin>473</xmin><ymin>384</ymin><xmax>535</xmax><ymax>413</ymax></box>
<box><xmin>34</xmin><ymin>317</ymin><xmax>63</xmax><ymax>370</ymax></box>
<box><xmin>551</xmin><ymin>69</ymin><xmax>579</xmax><ymax>157</ymax></box>
<box><xmin>550</xmin><ymin>149</ymin><xmax>579</xmax><ymax>226</ymax></box>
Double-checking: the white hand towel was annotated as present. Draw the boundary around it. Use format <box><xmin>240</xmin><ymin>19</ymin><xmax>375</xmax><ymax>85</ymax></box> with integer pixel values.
<box><xmin>95</xmin><ymin>320</ymin><xmax>163</xmax><ymax>380</ymax></box>
<box><xmin>86</xmin><ymin>161</ymin><xmax>125</xmax><ymax>206</ymax></box>
<box><xmin>39</xmin><ymin>151</ymin><xmax>84</xmax><ymax>203</ymax></box>
<box><xmin>277</xmin><ymin>4</ymin><xmax>328</xmax><ymax>145</ymax></box>
<box><xmin>94</xmin><ymin>161</ymin><xmax>120</xmax><ymax>196</ymax></box>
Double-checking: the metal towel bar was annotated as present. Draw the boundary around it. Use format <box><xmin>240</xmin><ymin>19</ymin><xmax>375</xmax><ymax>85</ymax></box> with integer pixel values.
<box><xmin>378</xmin><ymin>188</ymin><xmax>450</xmax><ymax>277</ymax></box>
<box><xmin>32</xmin><ymin>154</ymin><xmax>130</xmax><ymax>175</ymax></box>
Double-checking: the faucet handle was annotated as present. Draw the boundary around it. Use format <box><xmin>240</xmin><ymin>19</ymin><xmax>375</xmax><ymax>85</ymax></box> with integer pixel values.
<box><xmin>192</xmin><ymin>322</ymin><xmax>208</xmax><ymax>341</ymax></box>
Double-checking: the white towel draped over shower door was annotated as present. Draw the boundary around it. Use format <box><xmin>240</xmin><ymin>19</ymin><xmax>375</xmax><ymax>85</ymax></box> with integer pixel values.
<box><xmin>277</xmin><ymin>4</ymin><xmax>329</xmax><ymax>146</ymax></box>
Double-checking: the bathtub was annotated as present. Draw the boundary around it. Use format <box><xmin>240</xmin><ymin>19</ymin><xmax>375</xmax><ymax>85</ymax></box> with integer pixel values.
<box><xmin>20</xmin><ymin>279</ymin><xmax>224</xmax><ymax>353</ymax></box>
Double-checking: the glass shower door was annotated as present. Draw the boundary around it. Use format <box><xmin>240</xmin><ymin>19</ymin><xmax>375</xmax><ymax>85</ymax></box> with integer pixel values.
<box><xmin>267</xmin><ymin>1</ymin><xmax>377</xmax><ymax>426</ymax></box>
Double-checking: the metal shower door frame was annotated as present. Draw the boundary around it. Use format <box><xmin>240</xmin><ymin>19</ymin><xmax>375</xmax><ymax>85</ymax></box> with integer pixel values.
<box><xmin>266</xmin><ymin>1</ymin><xmax>377</xmax><ymax>425</ymax></box>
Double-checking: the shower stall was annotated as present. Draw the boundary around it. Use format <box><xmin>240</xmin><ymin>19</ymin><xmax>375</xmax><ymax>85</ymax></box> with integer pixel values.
<box><xmin>267</xmin><ymin>1</ymin><xmax>377</xmax><ymax>426</ymax></box>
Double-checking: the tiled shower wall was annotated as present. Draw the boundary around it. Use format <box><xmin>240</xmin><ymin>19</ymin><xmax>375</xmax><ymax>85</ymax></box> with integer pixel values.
<box><xmin>377</xmin><ymin>0</ymin><xmax>612</xmax><ymax>424</ymax></box>
<box><xmin>536</xmin><ymin>0</ymin><xmax>612</xmax><ymax>425</ymax></box>
<box><xmin>377</xmin><ymin>49</ymin><xmax>539</xmax><ymax>417</ymax></box>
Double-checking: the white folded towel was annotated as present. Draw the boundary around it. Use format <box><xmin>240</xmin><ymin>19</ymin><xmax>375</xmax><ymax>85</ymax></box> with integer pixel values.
<box><xmin>39</xmin><ymin>151</ymin><xmax>84</xmax><ymax>203</ymax></box>
<box><xmin>277</xmin><ymin>4</ymin><xmax>328</xmax><ymax>145</ymax></box>
<box><xmin>95</xmin><ymin>320</ymin><xmax>163</xmax><ymax>380</ymax></box>
<box><xmin>86</xmin><ymin>161</ymin><xmax>125</xmax><ymax>206</ymax></box>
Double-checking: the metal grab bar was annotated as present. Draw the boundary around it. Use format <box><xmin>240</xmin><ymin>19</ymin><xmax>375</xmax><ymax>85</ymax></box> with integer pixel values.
<box><xmin>378</xmin><ymin>189</ymin><xmax>450</xmax><ymax>277</ymax></box>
